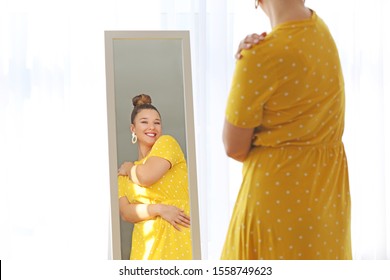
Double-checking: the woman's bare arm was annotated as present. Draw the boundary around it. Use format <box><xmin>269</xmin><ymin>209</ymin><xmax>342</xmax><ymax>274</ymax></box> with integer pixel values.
<box><xmin>119</xmin><ymin>196</ymin><xmax>190</xmax><ymax>231</ymax></box>
<box><xmin>135</xmin><ymin>156</ymin><xmax>171</xmax><ymax>187</ymax></box>
<box><xmin>223</xmin><ymin>119</ymin><xmax>254</xmax><ymax>162</ymax></box>
<box><xmin>222</xmin><ymin>33</ymin><xmax>267</xmax><ymax>161</ymax></box>
<box><xmin>118</xmin><ymin>157</ymin><xmax>170</xmax><ymax>187</ymax></box>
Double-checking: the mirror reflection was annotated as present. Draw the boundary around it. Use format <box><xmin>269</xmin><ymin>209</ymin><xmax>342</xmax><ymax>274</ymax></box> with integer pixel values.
<box><xmin>117</xmin><ymin>94</ymin><xmax>192</xmax><ymax>260</ymax></box>
<box><xmin>105</xmin><ymin>31</ymin><xmax>200</xmax><ymax>260</ymax></box>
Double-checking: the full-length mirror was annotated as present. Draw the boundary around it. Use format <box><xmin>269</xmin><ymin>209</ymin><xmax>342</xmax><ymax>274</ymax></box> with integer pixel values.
<box><xmin>105</xmin><ymin>31</ymin><xmax>200</xmax><ymax>260</ymax></box>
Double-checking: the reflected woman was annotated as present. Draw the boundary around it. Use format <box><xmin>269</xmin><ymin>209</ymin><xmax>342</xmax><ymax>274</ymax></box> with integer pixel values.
<box><xmin>117</xmin><ymin>94</ymin><xmax>192</xmax><ymax>260</ymax></box>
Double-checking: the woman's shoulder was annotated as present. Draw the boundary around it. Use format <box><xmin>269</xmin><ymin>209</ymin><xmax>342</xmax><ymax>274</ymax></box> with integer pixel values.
<box><xmin>153</xmin><ymin>134</ymin><xmax>184</xmax><ymax>154</ymax></box>
<box><xmin>156</xmin><ymin>134</ymin><xmax>178</xmax><ymax>145</ymax></box>
<box><xmin>238</xmin><ymin>34</ymin><xmax>281</xmax><ymax>66</ymax></box>
<box><xmin>150</xmin><ymin>134</ymin><xmax>185</xmax><ymax>164</ymax></box>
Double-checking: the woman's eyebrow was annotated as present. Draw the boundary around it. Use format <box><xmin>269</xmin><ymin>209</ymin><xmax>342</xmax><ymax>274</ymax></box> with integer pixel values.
<box><xmin>139</xmin><ymin>117</ymin><xmax>161</xmax><ymax>121</ymax></box>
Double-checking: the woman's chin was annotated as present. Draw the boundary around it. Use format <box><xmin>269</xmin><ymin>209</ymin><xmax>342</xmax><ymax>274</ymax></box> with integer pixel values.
<box><xmin>140</xmin><ymin>137</ymin><xmax>158</xmax><ymax>146</ymax></box>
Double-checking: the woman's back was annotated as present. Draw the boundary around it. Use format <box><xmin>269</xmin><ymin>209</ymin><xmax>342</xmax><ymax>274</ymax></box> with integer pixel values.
<box><xmin>226</xmin><ymin>12</ymin><xmax>345</xmax><ymax>147</ymax></box>
<box><xmin>222</xmin><ymin>11</ymin><xmax>352</xmax><ymax>260</ymax></box>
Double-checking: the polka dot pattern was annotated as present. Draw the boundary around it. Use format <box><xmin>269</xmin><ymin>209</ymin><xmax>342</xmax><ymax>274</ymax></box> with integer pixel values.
<box><xmin>221</xmin><ymin>12</ymin><xmax>351</xmax><ymax>260</ymax></box>
<box><xmin>118</xmin><ymin>135</ymin><xmax>192</xmax><ymax>260</ymax></box>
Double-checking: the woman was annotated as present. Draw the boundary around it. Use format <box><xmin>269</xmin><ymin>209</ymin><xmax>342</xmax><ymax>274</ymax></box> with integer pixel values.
<box><xmin>221</xmin><ymin>0</ymin><xmax>351</xmax><ymax>259</ymax></box>
<box><xmin>117</xmin><ymin>94</ymin><xmax>192</xmax><ymax>260</ymax></box>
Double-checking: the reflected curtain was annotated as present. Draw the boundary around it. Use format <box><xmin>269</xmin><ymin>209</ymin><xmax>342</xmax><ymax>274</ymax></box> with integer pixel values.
<box><xmin>0</xmin><ymin>0</ymin><xmax>389</xmax><ymax>260</ymax></box>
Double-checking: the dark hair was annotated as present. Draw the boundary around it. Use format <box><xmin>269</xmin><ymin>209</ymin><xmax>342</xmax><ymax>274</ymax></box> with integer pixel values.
<box><xmin>130</xmin><ymin>94</ymin><xmax>161</xmax><ymax>124</ymax></box>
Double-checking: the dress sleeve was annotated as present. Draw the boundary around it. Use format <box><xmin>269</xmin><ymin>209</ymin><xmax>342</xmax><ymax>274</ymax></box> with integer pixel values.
<box><xmin>147</xmin><ymin>135</ymin><xmax>184</xmax><ymax>167</ymax></box>
<box><xmin>117</xmin><ymin>175</ymin><xmax>128</xmax><ymax>198</ymax></box>
<box><xmin>225</xmin><ymin>42</ymin><xmax>278</xmax><ymax>128</ymax></box>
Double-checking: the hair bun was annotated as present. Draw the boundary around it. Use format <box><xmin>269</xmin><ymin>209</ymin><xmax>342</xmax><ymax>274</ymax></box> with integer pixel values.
<box><xmin>132</xmin><ymin>94</ymin><xmax>152</xmax><ymax>107</ymax></box>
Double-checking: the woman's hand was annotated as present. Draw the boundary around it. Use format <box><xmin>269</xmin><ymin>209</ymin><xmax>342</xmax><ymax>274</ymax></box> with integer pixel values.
<box><xmin>235</xmin><ymin>32</ymin><xmax>267</xmax><ymax>59</ymax></box>
<box><xmin>118</xmin><ymin>161</ymin><xmax>134</xmax><ymax>177</ymax></box>
<box><xmin>156</xmin><ymin>204</ymin><xmax>190</xmax><ymax>231</ymax></box>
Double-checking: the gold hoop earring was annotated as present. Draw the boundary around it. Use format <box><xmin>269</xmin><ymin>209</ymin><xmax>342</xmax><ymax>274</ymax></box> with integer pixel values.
<box><xmin>132</xmin><ymin>132</ymin><xmax>137</xmax><ymax>144</ymax></box>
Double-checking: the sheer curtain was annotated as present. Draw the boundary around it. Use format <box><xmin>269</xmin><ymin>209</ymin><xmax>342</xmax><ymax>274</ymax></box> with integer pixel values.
<box><xmin>297</xmin><ymin>0</ymin><xmax>390</xmax><ymax>260</ymax></box>
<box><xmin>0</xmin><ymin>0</ymin><xmax>389</xmax><ymax>261</ymax></box>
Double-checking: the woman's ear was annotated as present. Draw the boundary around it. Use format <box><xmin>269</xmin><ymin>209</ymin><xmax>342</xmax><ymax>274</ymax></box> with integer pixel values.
<box><xmin>130</xmin><ymin>124</ymin><xmax>135</xmax><ymax>133</ymax></box>
<box><xmin>257</xmin><ymin>0</ymin><xmax>265</xmax><ymax>10</ymax></box>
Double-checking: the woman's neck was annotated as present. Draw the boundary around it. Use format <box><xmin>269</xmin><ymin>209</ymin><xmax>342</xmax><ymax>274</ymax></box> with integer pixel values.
<box><xmin>267</xmin><ymin>1</ymin><xmax>311</xmax><ymax>28</ymax></box>
<box><xmin>138</xmin><ymin>144</ymin><xmax>152</xmax><ymax>161</ymax></box>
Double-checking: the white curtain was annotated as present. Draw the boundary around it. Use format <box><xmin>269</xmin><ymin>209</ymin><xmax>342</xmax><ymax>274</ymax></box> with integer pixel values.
<box><xmin>0</xmin><ymin>0</ymin><xmax>389</xmax><ymax>261</ymax></box>
<box><xmin>299</xmin><ymin>0</ymin><xmax>390</xmax><ymax>260</ymax></box>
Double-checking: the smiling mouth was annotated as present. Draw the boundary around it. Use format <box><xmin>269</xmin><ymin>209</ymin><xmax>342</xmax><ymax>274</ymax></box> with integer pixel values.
<box><xmin>145</xmin><ymin>132</ymin><xmax>157</xmax><ymax>137</ymax></box>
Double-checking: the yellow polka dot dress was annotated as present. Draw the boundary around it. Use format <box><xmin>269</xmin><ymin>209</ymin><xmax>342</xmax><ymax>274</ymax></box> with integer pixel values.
<box><xmin>221</xmin><ymin>11</ymin><xmax>352</xmax><ymax>260</ymax></box>
<box><xmin>118</xmin><ymin>135</ymin><xmax>192</xmax><ymax>260</ymax></box>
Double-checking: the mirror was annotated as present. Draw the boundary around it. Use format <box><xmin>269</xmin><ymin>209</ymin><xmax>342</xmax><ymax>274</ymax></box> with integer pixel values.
<box><xmin>105</xmin><ymin>31</ymin><xmax>200</xmax><ymax>260</ymax></box>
